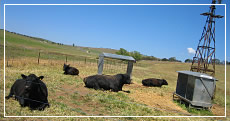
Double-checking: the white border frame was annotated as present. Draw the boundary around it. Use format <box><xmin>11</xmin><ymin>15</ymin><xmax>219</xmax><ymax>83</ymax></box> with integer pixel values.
<box><xmin>3</xmin><ymin>4</ymin><xmax>227</xmax><ymax>118</ymax></box>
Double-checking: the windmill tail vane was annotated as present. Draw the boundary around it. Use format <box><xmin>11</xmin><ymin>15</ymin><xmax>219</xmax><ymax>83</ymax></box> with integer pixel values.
<box><xmin>190</xmin><ymin>0</ymin><xmax>223</xmax><ymax>76</ymax></box>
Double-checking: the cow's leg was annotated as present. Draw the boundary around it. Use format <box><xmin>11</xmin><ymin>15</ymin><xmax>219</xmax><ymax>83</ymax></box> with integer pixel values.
<box><xmin>118</xmin><ymin>85</ymin><xmax>123</xmax><ymax>91</ymax></box>
<box><xmin>38</xmin><ymin>103</ymin><xmax>45</xmax><ymax>111</ymax></box>
<box><xmin>5</xmin><ymin>93</ymin><xmax>13</xmax><ymax>99</ymax></box>
<box><xmin>5</xmin><ymin>86</ymin><xmax>14</xmax><ymax>99</ymax></box>
<box><xmin>93</xmin><ymin>83</ymin><xmax>100</xmax><ymax>90</ymax></box>
<box><xmin>38</xmin><ymin>100</ymin><xmax>49</xmax><ymax>110</ymax></box>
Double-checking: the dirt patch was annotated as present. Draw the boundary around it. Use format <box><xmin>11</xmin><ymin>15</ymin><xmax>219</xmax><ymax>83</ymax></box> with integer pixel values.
<box><xmin>125</xmin><ymin>83</ymin><xmax>190</xmax><ymax>115</ymax></box>
<box><xmin>125</xmin><ymin>83</ymin><xmax>227</xmax><ymax>116</ymax></box>
<box><xmin>211</xmin><ymin>104</ymin><xmax>225</xmax><ymax>116</ymax></box>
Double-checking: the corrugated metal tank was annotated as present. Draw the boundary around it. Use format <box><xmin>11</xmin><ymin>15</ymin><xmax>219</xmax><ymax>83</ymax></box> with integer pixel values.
<box><xmin>174</xmin><ymin>71</ymin><xmax>217</xmax><ymax>108</ymax></box>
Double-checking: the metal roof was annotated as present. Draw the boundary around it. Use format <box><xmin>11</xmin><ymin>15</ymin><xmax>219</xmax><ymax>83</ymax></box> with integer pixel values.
<box><xmin>99</xmin><ymin>52</ymin><xmax>136</xmax><ymax>62</ymax></box>
<box><xmin>177</xmin><ymin>70</ymin><xmax>217</xmax><ymax>80</ymax></box>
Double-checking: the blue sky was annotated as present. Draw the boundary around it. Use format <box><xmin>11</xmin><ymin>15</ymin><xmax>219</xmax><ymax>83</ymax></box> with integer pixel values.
<box><xmin>0</xmin><ymin>0</ymin><xmax>229</xmax><ymax>62</ymax></box>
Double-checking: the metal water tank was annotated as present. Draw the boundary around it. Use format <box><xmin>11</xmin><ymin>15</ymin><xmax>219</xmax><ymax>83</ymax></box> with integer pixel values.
<box><xmin>173</xmin><ymin>71</ymin><xmax>217</xmax><ymax>108</ymax></box>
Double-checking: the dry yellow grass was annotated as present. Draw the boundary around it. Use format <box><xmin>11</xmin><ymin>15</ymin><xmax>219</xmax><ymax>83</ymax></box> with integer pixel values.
<box><xmin>0</xmin><ymin>58</ymin><xmax>229</xmax><ymax>121</ymax></box>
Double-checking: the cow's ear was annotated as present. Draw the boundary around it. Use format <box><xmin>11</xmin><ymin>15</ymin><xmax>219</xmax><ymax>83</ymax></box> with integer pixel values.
<box><xmin>38</xmin><ymin>76</ymin><xmax>44</xmax><ymax>80</ymax></box>
<box><xmin>21</xmin><ymin>74</ymin><xmax>27</xmax><ymax>79</ymax></box>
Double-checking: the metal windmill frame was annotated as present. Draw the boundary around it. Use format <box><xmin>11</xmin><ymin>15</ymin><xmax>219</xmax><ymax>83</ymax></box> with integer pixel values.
<box><xmin>190</xmin><ymin>0</ymin><xmax>223</xmax><ymax>76</ymax></box>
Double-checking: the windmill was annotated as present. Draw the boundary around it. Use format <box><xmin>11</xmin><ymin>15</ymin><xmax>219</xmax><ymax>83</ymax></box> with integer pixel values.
<box><xmin>190</xmin><ymin>0</ymin><xmax>223</xmax><ymax>76</ymax></box>
<box><xmin>173</xmin><ymin>1</ymin><xmax>223</xmax><ymax>108</ymax></box>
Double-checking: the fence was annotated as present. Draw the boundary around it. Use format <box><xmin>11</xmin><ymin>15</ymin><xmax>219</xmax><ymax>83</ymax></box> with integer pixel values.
<box><xmin>5</xmin><ymin>49</ymin><xmax>142</xmax><ymax>75</ymax></box>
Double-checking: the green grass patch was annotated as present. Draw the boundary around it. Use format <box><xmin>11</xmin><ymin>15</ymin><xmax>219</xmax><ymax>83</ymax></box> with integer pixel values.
<box><xmin>173</xmin><ymin>100</ymin><xmax>213</xmax><ymax>116</ymax></box>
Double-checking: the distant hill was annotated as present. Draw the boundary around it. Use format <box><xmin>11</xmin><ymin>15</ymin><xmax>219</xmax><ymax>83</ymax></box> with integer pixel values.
<box><xmin>0</xmin><ymin>29</ymin><xmax>164</xmax><ymax>62</ymax></box>
<box><xmin>0</xmin><ymin>29</ymin><xmax>118</xmax><ymax>59</ymax></box>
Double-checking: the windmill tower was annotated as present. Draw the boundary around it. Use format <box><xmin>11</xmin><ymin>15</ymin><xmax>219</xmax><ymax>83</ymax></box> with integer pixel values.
<box><xmin>190</xmin><ymin>0</ymin><xmax>223</xmax><ymax>76</ymax></box>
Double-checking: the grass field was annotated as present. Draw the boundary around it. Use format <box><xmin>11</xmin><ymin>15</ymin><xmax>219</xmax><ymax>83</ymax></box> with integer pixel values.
<box><xmin>0</xmin><ymin>30</ymin><xmax>229</xmax><ymax>120</ymax></box>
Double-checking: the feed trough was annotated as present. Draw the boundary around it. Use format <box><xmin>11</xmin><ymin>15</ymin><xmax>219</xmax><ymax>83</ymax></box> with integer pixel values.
<box><xmin>97</xmin><ymin>52</ymin><xmax>136</xmax><ymax>77</ymax></box>
<box><xmin>173</xmin><ymin>71</ymin><xmax>218</xmax><ymax>108</ymax></box>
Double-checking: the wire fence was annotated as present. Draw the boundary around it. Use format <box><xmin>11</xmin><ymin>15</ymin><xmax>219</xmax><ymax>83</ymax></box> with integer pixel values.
<box><xmin>5</xmin><ymin>50</ymin><xmax>142</xmax><ymax>75</ymax></box>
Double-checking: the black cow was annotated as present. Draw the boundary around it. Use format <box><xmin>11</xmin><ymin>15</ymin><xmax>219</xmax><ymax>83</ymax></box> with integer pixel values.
<box><xmin>83</xmin><ymin>74</ymin><xmax>131</xmax><ymax>92</ymax></box>
<box><xmin>5</xmin><ymin>74</ymin><xmax>49</xmax><ymax>110</ymax></box>
<box><xmin>142</xmin><ymin>78</ymin><xmax>168</xmax><ymax>87</ymax></box>
<box><xmin>63</xmin><ymin>64</ymin><xmax>79</xmax><ymax>75</ymax></box>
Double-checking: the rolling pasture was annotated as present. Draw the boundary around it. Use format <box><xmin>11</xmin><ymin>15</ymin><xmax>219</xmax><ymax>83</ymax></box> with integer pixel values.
<box><xmin>0</xmin><ymin>30</ymin><xmax>229</xmax><ymax>120</ymax></box>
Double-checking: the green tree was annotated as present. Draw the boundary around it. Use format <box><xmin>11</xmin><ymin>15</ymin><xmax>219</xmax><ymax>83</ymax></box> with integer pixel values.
<box><xmin>185</xmin><ymin>59</ymin><xmax>193</xmax><ymax>63</ymax></box>
<box><xmin>130</xmin><ymin>51</ymin><xmax>142</xmax><ymax>61</ymax></box>
<box><xmin>169</xmin><ymin>57</ymin><xmax>177</xmax><ymax>62</ymax></box>
<box><xmin>116</xmin><ymin>48</ymin><xmax>130</xmax><ymax>56</ymax></box>
<box><xmin>161</xmin><ymin>58</ymin><xmax>168</xmax><ymax>61</ymax></box>
<box><xmin>212</xmin><ymin>59</ymin><xmax>221</xmax><ymax>64</ymax></box>
<box><xmin>142</xmin><ymin>56</ymin><xmax>159</xmax><ymax>61</ymax></box>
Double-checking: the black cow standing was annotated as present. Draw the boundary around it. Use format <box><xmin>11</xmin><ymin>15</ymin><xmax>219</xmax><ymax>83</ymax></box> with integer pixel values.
<box><xmin>63</xmin><ymin>64</ymin><xmax>79</xmax><ymax>75</ymax></box>
<box><xmin>142</xmin><ymin>78</ymin><xmax>168</xmax><ymax>87</ymax></box>
<box><xmin>83</xmin><ymin>74</ymin><xmax>131</xmax><ymax>92</ymax></box>
<box><xmin>5</xmin><ymin>74</ymin><xmax>49</xmax><ymax>110</ymax></box>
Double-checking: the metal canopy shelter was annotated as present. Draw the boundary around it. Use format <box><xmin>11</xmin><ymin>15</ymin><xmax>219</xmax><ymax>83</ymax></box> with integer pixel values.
<box><xmin>97</xmin><ymin>52</ymin><xmax>136</xmax><ymax>77</ymax></box>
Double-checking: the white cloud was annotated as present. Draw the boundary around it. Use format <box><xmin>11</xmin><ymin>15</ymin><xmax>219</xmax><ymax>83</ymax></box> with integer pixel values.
<box><xmin>187</xmin><ymin>48</ymin><xmax>196</xmax><ymax>54</ymax></box>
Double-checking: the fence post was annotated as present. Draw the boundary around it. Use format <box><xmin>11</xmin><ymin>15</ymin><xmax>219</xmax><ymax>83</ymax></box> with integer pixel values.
<box><xmin>98</xmin><ymin>56</ymin><xmax>104</xmax><ymax>75</ymax></box>
<box><xmin>66</xmin><ymin>55</ymin><xmax>68</xmax><ymax>63</ymax></box>
<box><xmin>12</xmin><ymin>56</ymin><xmax>14</xmax><ymax>66</ymax></box>
<box><xmin>38</xmin><ymin>51</ymin><xmax>40</xmax><ymax>64</ymax></box>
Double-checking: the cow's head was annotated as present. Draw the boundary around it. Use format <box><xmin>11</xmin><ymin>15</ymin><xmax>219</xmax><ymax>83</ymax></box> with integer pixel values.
<box><xmin>63</xmin><ymin>64</ymin><xmax>70</xmax><ymax>71</ymax></box>
<box><xmin>117</xmin><ymin>74</ymin><xmax>131</xmax><ymax>84</ymax></box>
<box><xmin>21</xmin><ymin>74</ymin><xmax>44</xmax><ymax>91</ymax></box>
<box><xmin>162</xmin><ymin>79</ymin><xmax>168</xmax><ymax>85</ymax></box>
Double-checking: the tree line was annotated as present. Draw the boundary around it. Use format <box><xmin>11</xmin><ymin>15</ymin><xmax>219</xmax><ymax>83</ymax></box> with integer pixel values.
<box><xmin>116</xmin><ymin>48</ymin><xmax>181</xmax><ymax>62</ymax></box>
<box><xmin>185</xmin><ymin>58</ymin><xmax>230</xmax><ymax>65</ymax></box>
<box><xmin>116</xmin><ymin>48</ymin><xmax>230</xmax><ymax>65</ymax></box>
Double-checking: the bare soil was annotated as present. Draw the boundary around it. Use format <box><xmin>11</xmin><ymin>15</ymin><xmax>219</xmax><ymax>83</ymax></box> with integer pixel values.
<box><xmin>211</xmin><ymin>104</ymin><xmax>226</xmax><ymax>116</ymax></box>
<box><xmin>124</xmin><ymin>83</ymin><xmax>226</xmax><ymax>116</ymax></box>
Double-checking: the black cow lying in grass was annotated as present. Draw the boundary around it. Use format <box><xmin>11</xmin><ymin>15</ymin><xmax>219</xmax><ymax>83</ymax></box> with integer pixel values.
<box><xmin>83</xmin><ymin>74</ymin><xmax>131</xmax><ymax>92</ymax></box>
<box><xmin>142</xmin><ymin>78</ymin><xmax>168</xmax><ymax>87</ymax></box>
<box><xmin>5</xmin><ymin>74</ymin><xmax>50</xmax><ymax>111</ymax></box>
<box><xmin>63</xmin><ymin>64</ymin><xmax>79</xmax><ymax>75</ymax></box>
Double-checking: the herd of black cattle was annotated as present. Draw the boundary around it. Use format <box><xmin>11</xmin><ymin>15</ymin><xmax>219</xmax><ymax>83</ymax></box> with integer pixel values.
<box><xmin>5</xmin><ymin>64</ymin><xmax>168</xmax><ymax>111</ymax></box>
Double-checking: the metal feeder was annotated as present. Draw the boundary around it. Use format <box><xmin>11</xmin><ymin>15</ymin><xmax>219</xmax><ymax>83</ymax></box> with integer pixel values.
<box><xmin>97</xmin><ymin>52</ymin><xmax>136</xmax><ymax>77</ymax></box>
<box><xmin>173</xmin><ymin>71</ymin><xmax>218</xmax><ymax>108</ymax></box>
